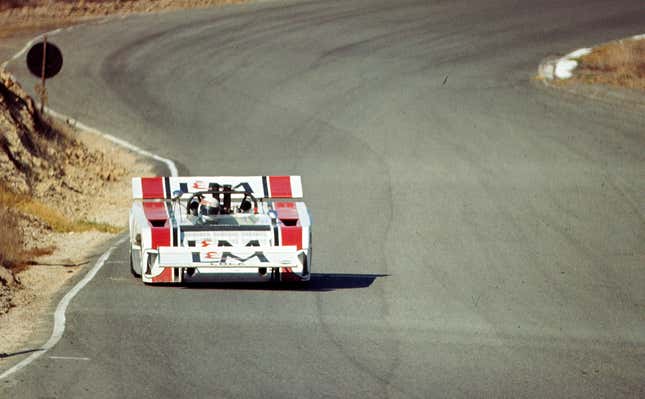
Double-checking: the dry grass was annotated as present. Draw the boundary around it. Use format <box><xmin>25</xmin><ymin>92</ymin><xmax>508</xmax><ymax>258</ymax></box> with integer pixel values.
<box><xmin>0</xmin><ymin>205</ymin><xmax>27</xmax><ymax>270</ymax></box>
<box><xmin>0</xmin><ymin>205</ymin><xmax>56</xmax><ymax>272</ymax></box>
<box><xmin>0</xmin><ymin>184</ymin><xmax>121</xmax><ymax>235</ymax></box>
<box><xmin>574</xmin><ymin>38</ymin><xmax>645</xmax><ymax>89</ymax></box>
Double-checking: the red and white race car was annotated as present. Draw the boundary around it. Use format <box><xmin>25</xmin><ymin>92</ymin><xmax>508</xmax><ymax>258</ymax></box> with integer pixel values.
<box><xmin>129</xmin><ymin>176</ymin><xmax>312</xmax><ymax>284</ymax></box>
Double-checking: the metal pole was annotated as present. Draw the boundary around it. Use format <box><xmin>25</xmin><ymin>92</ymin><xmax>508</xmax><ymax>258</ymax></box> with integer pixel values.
<box><xmin>40</xmin><ymin>35</ymin><xmax>47</xmax><ymax>114</ymax></box>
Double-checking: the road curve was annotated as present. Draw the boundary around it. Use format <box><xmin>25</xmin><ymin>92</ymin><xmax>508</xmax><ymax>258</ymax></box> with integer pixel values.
<box><xmin>2</xmin><ymin>0</ymin><xmax>645</xmax><ymax>397</ymax></box>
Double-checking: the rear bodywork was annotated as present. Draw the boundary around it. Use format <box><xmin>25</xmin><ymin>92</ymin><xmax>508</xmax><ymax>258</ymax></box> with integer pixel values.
<box><xmin>129</xmin><ymin>176</ymin><xmax>312</xmax><ymax>284</ymax></box>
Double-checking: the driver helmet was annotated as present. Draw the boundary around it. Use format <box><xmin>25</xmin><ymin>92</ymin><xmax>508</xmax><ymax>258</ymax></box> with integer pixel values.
<box><xmin>199</xmin><ymin>197</ymin><xmax>220</xmax><ymax>222</ymax></box>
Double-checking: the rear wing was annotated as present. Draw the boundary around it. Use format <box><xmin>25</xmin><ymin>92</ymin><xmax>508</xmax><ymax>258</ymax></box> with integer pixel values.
<box><xmin>132</xmin><ymin>176</ymin><xmax>303</xmax><ymax>200</ymax></box>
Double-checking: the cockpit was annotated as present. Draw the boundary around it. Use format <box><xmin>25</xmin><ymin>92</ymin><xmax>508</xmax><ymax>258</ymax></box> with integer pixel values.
<box><xmin>176</xmin><ymin>184</ymin><xmax>269</xmax><ymax>226</ymax></box>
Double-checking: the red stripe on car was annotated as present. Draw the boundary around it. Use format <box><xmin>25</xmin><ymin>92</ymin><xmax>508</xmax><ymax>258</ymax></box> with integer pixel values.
<box><xmin>141</xmin><ymin>177</ymin><xmax>165</xmax><ymax>199</ymax></box>
<box><xmin>142</xmin><ymin>201</ymin><xmax>169</xmax><ymax>222</ymax></box>
<box><xmin>268</xmin><ymin>176</ymin><xmax>292</xmax><ymax>198</ymax></box>
<box><xmin>280</xmin><ymin>225</ymin><xmax>303</xmax><ymax>250</ymax></box>
<box><xmin>273</xmin><ymin>201</ymin><xmax>299</xmax><ymax>225</ymax></box>
<box><xmin>281</xmin><ymin>267</ymin><xmax>301</xmax><ymax>282</ymax></box>
<box><xmin>150</xmin><ymin>227</ymin><xmax>171</xmax><ymax>249</ymax></box>
<box><xmin>151</xmin><ymin>267</ymin><xmax>174</xmax><ymax>283</ymax></box>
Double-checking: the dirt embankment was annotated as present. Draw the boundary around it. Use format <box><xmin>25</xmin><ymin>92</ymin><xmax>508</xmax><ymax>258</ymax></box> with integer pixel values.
<box><xmin>0</xmin><ymin>69</ymin><xmax>154</xmax><ymax>354</ymax></box>
<box><xmin>0</xmin><ymin>67</ymin><xmax>146</xmax><ymax>296</ymax></box>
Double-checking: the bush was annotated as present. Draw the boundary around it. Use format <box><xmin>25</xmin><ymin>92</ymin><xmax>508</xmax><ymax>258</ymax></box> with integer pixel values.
<box><xmin>0</xmin><ymin>203</ymin><xmax>25</xmax><ymax>271</ymax></box>
<box><xmin>577</xmin><ymin>39</ymin><xmax>645</xmax><ymax>89</ymax></box>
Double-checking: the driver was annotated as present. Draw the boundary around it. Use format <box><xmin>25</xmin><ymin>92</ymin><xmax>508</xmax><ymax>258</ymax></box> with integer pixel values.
<box><xmin>199</xmin><ymin>197</ymin><xmax>220</xmax><ymax>223</ymax></box>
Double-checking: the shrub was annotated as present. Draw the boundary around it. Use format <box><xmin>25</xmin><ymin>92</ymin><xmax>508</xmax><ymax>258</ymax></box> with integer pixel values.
<box><xmin>0</xmin><ymin>203</ymin><xmax>25</xmax><ymax>271</ymax></box>
<box><xmin>577</xmin><ymin>39</ymin><xmax>645</xmax><ymax>89</ymax></box>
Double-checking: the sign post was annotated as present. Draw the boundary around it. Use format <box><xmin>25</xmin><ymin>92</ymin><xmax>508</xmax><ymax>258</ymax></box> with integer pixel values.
<box><xmin>26</xmin><ymin>37</ymin><xmax>63</xmax><ymax>114</ymax></box>
<box><xmin>39</xmin><ymin>35</ymin><xmax>47</xmax><ymax>113</ymax></box>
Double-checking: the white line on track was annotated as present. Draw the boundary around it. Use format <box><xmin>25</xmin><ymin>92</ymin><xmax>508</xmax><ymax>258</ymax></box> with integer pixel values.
<box><xmin>0</xmin><ymin>237</ymin><xmax>125</xmax><ymax>380</ymax></box>
<box><xmin>45</xmin><ymin>107</ymin><xmax>179</xmax><ymax>176</ymax></box>
<box><xmin>0</xmin><ymin>21</ymin><xmax>179</xmax><ymax>380</ymax></box>
<box><xmin>48</xmin><ymin>356</ymin><xmax>91</xmax><ymax>361</ymax></box>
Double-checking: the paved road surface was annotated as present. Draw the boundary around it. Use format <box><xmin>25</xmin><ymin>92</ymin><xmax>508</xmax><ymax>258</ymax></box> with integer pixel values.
<box><xmin>2</xmin><ymin>0</ymin><xmax>644</xmax><ymax>397</ymax></box>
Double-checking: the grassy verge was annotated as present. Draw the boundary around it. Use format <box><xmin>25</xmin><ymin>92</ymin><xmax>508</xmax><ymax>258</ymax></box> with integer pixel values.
<box><xmin>0</xmin><ymin>205</ymin><xmax>29</xmax><ymax>271</ymax></box>
<box><xmin>0</xmin><ymin>184</ymin><xmax>121</xmax><ymax>234</ymax></box>
<box><xmin>0</xmin><ymin>205</ymin><xmax>56</xmax><ymax>273</ymax></box>
<box><xmin>0</xmin><ymin>183</ymin><xmax>121</xmax><ymax>272</ymax></box>
<box><xmin>573</xmin><ymin>38</ymin><xmax>645</xmax><ymax>90</ymax></box>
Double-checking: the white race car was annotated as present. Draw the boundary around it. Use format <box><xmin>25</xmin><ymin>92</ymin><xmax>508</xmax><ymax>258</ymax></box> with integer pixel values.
<box><xmin>129</xmin><ymin>176</ymin><xmax>312</xmax><ymax>284</ymax></box>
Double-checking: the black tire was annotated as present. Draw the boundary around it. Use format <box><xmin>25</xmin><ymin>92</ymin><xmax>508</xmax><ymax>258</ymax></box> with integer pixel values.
<box><xmin>130</xmin><ymin>248</ymin><xmax>141</xmax><ymax>277</ymax></box>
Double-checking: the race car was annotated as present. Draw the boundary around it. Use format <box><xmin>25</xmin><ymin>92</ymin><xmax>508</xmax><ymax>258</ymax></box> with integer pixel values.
<box><xmin>129</xmin><ymin>176</ymin><xmax>312</xmax><ymax>284</ymax></box>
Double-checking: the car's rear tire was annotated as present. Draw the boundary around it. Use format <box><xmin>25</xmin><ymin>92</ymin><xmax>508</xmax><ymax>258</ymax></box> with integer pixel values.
<box><xmin>130</xmin><ymin>247</ymin><xmax>141</xmax><ymax>277</ymax></box>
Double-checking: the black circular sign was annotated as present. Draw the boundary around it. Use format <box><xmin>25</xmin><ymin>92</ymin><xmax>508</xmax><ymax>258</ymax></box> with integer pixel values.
<box><xmin>26</xmin><ymin>41</ymin><xmax>63</xmax><ymax>79</ymax></box>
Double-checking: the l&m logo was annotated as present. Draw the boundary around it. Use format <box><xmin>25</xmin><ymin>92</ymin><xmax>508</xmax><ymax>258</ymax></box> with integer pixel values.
<box><xmin>220</xmin><ymin>251</ymin><xmax>269</xmax><ymax>264</ymax></box>
<box><xmin>195</xmin><ymin>250</ymin><xmax>269</xmax><ymax>265</ymax></box>
<box><xmin>192</xmin><ymin>181</ymin><xmax>208</xmax><ymax>190</ymax></box>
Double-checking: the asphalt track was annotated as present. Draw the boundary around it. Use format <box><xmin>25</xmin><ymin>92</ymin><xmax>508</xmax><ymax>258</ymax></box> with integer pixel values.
<box><xmin>2</xmin><ymin>0</ymin><xmax>645</xmax><ymax>397</ymax></box>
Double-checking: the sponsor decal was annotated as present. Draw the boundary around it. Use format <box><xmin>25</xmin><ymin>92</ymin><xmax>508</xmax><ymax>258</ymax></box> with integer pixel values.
<box><xmin>192</xmin><ymin>181</ymin><xmax>209</xmax><ymax>190</ymax></box>
<box><xmin>221</xmin><ymin>251</ymin><xmax>269</xmax><ymax>265</ymax></box>
<box><xmin>200</xmin><ymin>239</ymin><xmax>261</xmax><ymax>247</ymax></box>
<box><xmin>194</xmin><ymin>250</ymin><xmax>271</xmax><ymax>265</ymax></box>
